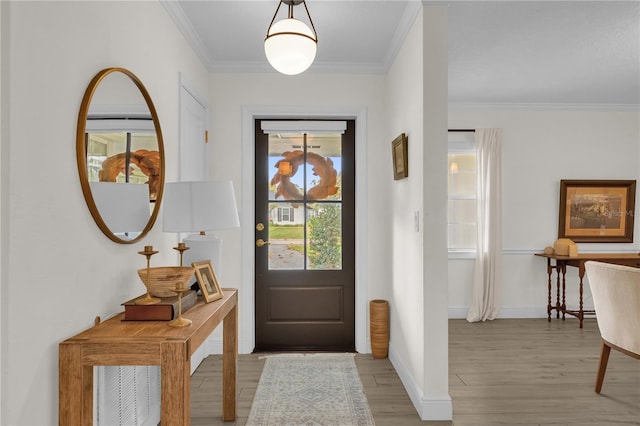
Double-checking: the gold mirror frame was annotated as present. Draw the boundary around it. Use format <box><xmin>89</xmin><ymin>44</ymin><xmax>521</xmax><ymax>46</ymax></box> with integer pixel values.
<box><xmin>76</xmin><ymin>68</ymin><xmax>165</xmax><ymax>244</ymax></box>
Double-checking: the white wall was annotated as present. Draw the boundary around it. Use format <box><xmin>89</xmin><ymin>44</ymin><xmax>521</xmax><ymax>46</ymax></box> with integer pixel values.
<box><xmin>0</xmin><ymin>1</ymin><xmax>208</xmax><ymax>424</ymax></box>
<box><xmin>208</xmin><ymin>72</ymin><xmax>389</xmax><ymax>353</ymax></box>
<box><xmin>386</xmin><ymin>4</ymin><xmax>426</xmax><ymax>394</ymax></box>
<box><xmin>448</xmin><ymin>109</ymin><xmax>640</xmax><ymax>318</ymax></box>
<box><xmin>386</xmin><ymin>5</ymin><xmax>452</xmax><ymax>421</ymax></box>
<box><xmin>420</xmin><ymin>5</ymin><xmax>451</xmax><ymax>420</ymax></box>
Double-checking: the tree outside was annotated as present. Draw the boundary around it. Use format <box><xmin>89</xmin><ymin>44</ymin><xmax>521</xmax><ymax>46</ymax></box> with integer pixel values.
<box><xmin>308</xmin><ymin>203</ymin><xmax>342</xmax><ymax>269</ymax></box>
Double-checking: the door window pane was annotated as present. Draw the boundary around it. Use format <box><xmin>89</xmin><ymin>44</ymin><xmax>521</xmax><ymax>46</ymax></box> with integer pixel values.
<box><xmin>268</xmin><ymin>134</ymin><xmax>304</xmax><ymax>201</ymax></box>
<box><xmin>268</xmin><ymin>202</ymin><xmax>304</xmax><ymax>270</ymax></box>
<box><xmin>306</xmin><ymin>135</ymin><xmax>342</xmax><ymax>201</ymax></box>
<box><xmin>307</xmin><ymin>203</ymin><xmax>342</xmax><ymax>270</ymax></box>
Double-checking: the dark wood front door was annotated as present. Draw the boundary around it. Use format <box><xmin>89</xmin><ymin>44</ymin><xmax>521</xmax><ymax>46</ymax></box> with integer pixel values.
<box><xmin>254</xmin><ymin>119</ymin><xmax>355</xmax><ymax>351</ymax></box>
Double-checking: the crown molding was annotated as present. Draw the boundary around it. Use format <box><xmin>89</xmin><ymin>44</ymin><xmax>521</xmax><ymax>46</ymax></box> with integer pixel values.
<box><xmin>381</xmin><ymin>1</ymin><xmax>423</xmax><ymax>72</ymax></box>
<box><xmin>161</xmin><ymin>0</ymin><xmax>216</xmax><ymax>71</ymax></box>
<box><xmin>207</xmin><ymin>60</ymin><xmax>389</xmax><ymax>75</ymax></box>
<box><xmin>449</xmin><ymin>102</ymin><xmax>640</xmax><ymax>112</ymax></box>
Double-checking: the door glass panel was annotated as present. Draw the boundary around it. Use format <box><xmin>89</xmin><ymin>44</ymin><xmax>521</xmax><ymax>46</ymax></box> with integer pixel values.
<box><xmin>266</xmin><ymin>131</ymin><xmax>343</xmax><ymax>271</ymax></box>
<box><xmin>269</xmin><ymin>134</ymin><xmax>304</xmax><ymax>201</ymax></box>
<box><xmin>307</xmin><ymin>203</ymin><xmax>342</xmax><ymax>270</ymax></box>
<box><xmin>305</xmin><ymin>135</ymin><xmax>342</xmax><ymax>200</ymax></box>
<box><xmin>268</xmin><ymin>202</ymin><xmax>304</xmax><ymax>270</ymax></box>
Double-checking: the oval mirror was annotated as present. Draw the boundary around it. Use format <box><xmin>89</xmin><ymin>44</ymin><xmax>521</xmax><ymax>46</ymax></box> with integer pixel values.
<box><xmin>76</xmin><ymin>68</ymin><xmax>165</xmax><ymax>244</ymax></box>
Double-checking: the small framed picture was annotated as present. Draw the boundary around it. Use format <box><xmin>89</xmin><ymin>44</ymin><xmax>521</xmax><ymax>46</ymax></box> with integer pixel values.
<box><xmin>392</xmin><ymin>133</ymin><xmax>408</xmax><ymax>180</ymax></box>
<box><xmin>192</xmin><ymin>260</ymin><xmax>223</xmax><ymax>303</ymax></box>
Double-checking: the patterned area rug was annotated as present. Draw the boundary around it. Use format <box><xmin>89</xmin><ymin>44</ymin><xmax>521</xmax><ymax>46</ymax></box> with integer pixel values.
<box><xmin>246</xmin><ymin>353</ymin><xmax>375</xmax><ymax>426</ymax></box>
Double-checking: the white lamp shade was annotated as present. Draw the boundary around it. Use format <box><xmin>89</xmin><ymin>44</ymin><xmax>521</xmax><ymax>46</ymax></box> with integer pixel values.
<box><xmin>89</xmin><ymin>182</ymin><xmax>150</xmax><ymax>234</ymax></box>
<box><xmin>163</xmin><ymin>181</ymin><xmax>240</xmax><ymax>233</ymax></box>
<box><xmin>265</xmin><ymin>18</ymin><xmax>317</xmax><ymax>75</ymax></box>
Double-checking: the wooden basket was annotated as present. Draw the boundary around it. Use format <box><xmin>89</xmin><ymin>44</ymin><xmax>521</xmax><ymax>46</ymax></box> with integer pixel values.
<box><xmin>137</xmin><ymin>266</ymin><xmax>194</xmax><ymax>298</ymax></box>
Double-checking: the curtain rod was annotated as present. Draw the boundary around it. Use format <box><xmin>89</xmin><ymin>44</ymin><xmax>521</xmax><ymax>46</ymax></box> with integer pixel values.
<box><xmin>448</xmin><ymin>129</ymin><xmax>475</xmax><ymax>132</ymax></box>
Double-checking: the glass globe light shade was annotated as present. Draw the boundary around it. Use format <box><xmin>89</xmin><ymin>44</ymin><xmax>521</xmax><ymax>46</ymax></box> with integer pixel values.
<box><xmin>265</xmin><ymin>18</ymin><xmax>317</xmax><ymax>75</ymax></box>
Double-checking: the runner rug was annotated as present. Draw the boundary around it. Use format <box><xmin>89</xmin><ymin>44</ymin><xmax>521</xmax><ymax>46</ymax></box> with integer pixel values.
<box><xmin>246</xmin><ymin>353</ymin><xmax>375</xmax><ymax>426</ymax></box>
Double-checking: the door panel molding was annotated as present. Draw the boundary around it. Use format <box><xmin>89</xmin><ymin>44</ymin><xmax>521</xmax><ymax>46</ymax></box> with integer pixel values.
<box><xmin>240</xmin><ymin>106</ymin><xmax>368</xmax><ymax>354</ymax></box>
<box><xmin>267</xmin><ymin>286</ymin><xmax>344</xmax><ymax>322</ymax></box>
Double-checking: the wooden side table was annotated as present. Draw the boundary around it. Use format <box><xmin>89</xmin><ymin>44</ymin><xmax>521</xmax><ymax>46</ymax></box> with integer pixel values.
<box><xmin>535</xmin><ymin>253</ymin><xmax>640</xmax><ymax>327</ymax></box>
<box><xmin>59</xmin><ymin>289</ymin><xmax>238</xmax><ymax>425</ymax></box>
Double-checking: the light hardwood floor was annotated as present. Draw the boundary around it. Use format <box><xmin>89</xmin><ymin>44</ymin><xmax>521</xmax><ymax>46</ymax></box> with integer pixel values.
<box><xmin>191</xmin><ymin>318</ymin><xmax>640</xmax><ymax>425</ymax></box>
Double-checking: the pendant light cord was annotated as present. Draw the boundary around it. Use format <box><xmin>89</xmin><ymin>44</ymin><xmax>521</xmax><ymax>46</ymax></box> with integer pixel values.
<box><xmin>265</xmin><ymin>0</ymin><xmax>318</xmax><ymax>42</ymax></box>
<box><xmin>302</xmin><ymin>1</ymin><xmax>317</xmax><ymax>41</ymax></box>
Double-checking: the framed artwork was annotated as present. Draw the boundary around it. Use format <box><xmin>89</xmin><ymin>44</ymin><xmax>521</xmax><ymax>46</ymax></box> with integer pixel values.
<box><xmin>192</xmin><ymin>260</ymin><xmax>223</xmax><ymax>302</ymax></box>
<box><xmin>392</xmin><ymin>133</ymin><xmax>408</xmax><ymax>180</ymax></box>
<box><xmin>558</xmin><ymin>179</ymin><xmax>636</xmax><ymax>243</ymax></box>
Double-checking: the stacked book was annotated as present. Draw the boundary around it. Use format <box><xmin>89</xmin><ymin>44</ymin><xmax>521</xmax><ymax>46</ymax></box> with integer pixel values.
<box><xmin>122</xmin><ymin>290</ymin><xmax>198</xmax><ymax>321</ymax></box>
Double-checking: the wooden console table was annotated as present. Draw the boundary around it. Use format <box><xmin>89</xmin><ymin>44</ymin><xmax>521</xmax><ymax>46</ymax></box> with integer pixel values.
<box><xmin>59</xmin><ymin>288</ymin><xmax>238</xmax><ymax>425</ymax></box>
<box><xmin>535</xmin><ymin>253</ymin><xmax>640</xmax><ymax>328</ymax></box>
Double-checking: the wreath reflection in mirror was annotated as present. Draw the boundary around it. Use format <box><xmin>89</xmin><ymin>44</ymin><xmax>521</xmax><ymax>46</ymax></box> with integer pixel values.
<box><xmin>98</xmin><ymin>149</ymin><xmax>161</xmax><ymax>200</ymax></box>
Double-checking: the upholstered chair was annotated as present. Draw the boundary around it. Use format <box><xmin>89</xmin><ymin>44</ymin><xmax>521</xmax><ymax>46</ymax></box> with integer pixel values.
<box><xmin>585</xmin><ymin>261</ymin><xmax>640</xmax><ymax>393</ymax></box>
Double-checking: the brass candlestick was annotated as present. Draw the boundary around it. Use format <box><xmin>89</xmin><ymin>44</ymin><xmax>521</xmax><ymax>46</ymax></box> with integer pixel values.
<box><xmin>173</xmin><ymin>242</ymin><xmax>190</xmax><ymax>267</ymax></box>
<box><xmin>168</xmin><ymin>284</ymin><xmax>192</xmax><ymax>328</ymax></box>
<box><xmin>136</xmin><ymin>245</ymin><xmax>161</xmax><ymax>305</ymax></box>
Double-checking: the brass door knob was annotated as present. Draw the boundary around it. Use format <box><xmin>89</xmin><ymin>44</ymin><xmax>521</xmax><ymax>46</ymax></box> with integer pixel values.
<box><xmin>256</xmin><ymin>239</ymin><xmax>271</xmax><ymax>248</ymax></box>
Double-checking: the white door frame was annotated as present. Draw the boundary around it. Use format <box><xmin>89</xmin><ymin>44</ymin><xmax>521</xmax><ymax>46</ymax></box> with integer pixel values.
<box><xmin>240</xmin><ymin>106</ymin><xmax>368</xmax><ymax>354</ymax></box>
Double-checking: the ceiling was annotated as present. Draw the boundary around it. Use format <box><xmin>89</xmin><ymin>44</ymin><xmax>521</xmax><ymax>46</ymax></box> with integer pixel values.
<box><xmin>163</xmin><ymin>1</ymin><xmax>640</xmax><ymax>108</ymax></box>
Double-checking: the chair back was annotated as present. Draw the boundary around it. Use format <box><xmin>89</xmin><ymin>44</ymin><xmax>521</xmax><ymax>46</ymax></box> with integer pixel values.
<box><xmin>585</xmin><ymin>261</ymin><xmax>640</xmax><ymax>355</ymax></box>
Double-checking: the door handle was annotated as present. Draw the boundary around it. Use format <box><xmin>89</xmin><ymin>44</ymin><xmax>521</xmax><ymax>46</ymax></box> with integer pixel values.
<box><xmin>256</xmin><ymin>239</ymin><xmax>271</xmax><ymax>248</ymax></box>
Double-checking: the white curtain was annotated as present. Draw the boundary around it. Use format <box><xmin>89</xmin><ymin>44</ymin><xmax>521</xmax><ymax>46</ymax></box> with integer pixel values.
<box><xmin>467</xmin><ymin>128</ymin><xmax>502</xmax><ymax>322</ymax></box>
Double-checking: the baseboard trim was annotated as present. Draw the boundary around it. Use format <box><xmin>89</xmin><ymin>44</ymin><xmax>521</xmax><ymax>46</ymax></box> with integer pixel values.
<box><xmin>419</xmin><ymin>397</ymin><xmax>455</xmax><ymax>421</ymax></box>
<box><xmin>448</xmin><ymin>306</ymin><xmax>549</xmax><ymax>319</ymax></box>
<box><xmin>447</xmin><ymin>307</ymin><xmax>468</xmax><ymax>319</ymax></box>
<box><xmin>388</xmin><ymin>346</ymin><xmax>453</xmax><ymax>421</ymax></box>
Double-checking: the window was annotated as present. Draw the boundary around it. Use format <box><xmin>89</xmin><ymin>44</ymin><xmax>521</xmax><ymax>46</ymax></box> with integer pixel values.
<box><xmin>276</xmin><ymin>207</ymin><xmax>295</xmax><ymax>223</ymax></box>
<box><xmin>448</xmin><ymin>131</ymin><xmax>477</xmax><ymax>253</ymax></box>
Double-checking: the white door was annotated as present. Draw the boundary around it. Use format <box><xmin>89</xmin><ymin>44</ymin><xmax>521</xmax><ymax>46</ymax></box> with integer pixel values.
<box><xmin>178</xmin><ymin>82</ymin><xmax>210</xmax><ymax>371</ymax></box>
<box><xmin>179</xmin><ymin>85</ymin><xmax>207</xmax><ymax>181</ymax></box>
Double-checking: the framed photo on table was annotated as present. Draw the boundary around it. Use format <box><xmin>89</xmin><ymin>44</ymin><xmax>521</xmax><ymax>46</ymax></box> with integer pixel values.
<box><xmin>558</xmin><ymin>179</ymin><xmax>636</xmax><ymax>243</ymax></box>
<box><xmin>192</xmin><ymin>260</ymin><xmax>223</xmax><ymax>302</ymax></box>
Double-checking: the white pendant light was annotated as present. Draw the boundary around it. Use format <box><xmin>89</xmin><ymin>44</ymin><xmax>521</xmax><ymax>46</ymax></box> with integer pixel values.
<box><xmin>265</xmin><ymin>0</ymin><xmax>318</xmax><ymax>75</ymax></box>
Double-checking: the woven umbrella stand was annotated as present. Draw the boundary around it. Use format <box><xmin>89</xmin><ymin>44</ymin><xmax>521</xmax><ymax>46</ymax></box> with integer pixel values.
<box><xmin>369</xmin><ymin>299</ymin><xmax>389</xmax><ymax>359</ymax></box>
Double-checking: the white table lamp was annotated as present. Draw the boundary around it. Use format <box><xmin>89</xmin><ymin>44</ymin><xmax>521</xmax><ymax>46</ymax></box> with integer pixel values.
<box><xmin>163</xmin><ymin>181</ymin><xmax>240</xmax><ymax>279</ymax></box>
